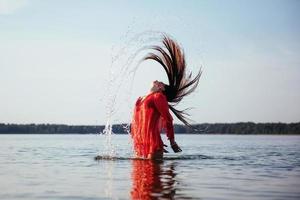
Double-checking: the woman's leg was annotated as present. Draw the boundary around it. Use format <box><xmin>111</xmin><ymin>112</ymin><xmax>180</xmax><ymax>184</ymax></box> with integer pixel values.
<box><xmin>147</xmin><ymin>150</ymin><xmax>163</xmax><ymax>160</ymax></box>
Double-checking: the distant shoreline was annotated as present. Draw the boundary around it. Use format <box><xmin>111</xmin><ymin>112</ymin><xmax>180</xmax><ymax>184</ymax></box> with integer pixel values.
<box><xmin>1</xmin><ymin>133</ymin><xmax>300</xmax><ymax>136</ymax></box>
<box><xmin>0</xmin><ymin>122</ymin><xmax>299</xmax><ymax>135</ymax></box>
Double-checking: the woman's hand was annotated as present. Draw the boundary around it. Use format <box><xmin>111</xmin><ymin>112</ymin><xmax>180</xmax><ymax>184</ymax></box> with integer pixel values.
<box><xmin>170</xmin><ymin>140</ymin><xmax>182</xmax><ymax>153</ymax></box>
<box><xmin>163</xmin><ymin>144</ymin><xmax>169</xmax><ymax>153</ymax></box>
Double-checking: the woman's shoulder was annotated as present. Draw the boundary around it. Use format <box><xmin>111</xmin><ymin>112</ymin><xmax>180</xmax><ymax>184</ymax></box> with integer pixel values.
<box><xmin>152</xmin><ymin>92</ymin><xmax>167</xmax><ymax>100</ymax></box>
<box><xmin>135</xmin><ymin>93</ymin><xmax>166</xmax><ymax>105</ymax></box>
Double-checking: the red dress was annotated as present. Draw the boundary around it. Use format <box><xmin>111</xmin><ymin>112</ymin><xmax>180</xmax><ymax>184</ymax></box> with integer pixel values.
<box><xmin>131</xmin><ymin>92</ymin><xmax>174</xmax><ymax>158</ymax></box>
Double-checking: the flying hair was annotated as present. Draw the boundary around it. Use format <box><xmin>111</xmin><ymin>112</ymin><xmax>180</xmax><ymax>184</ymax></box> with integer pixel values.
<box><xmin>143</xmin><ymin>35</ymin><xmax>202</xmax><ymax>126</ymax></box>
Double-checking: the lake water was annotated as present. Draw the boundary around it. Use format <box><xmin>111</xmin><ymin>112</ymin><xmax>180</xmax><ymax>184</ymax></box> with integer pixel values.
<box><xmin>0</xmin><ymin>134</ymin><xmax>300</xmax><ymax>200</ymax></box>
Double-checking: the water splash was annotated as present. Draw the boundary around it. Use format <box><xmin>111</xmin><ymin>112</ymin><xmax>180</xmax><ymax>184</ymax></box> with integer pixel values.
<box><xmin>94</xmin><ymin>154</ymin><xmax>214</xmax><ymax>161</ymax></box>
<box><xmin>100</xmin><ymin>30</ymin><xmax>168</xmax><ymax>157</ymax></box>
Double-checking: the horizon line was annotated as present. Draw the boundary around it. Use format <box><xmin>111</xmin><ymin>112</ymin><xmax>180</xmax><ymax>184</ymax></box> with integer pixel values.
<box><xmin>1</xmin><ymin>121</ymin><xmax>299</xmax><ymax>126</ymax></box>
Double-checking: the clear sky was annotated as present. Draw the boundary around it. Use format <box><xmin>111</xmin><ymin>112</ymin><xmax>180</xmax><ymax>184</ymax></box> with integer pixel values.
<box><xmin>0</xmin><ymin>0</ymin><xmax>299</xmax><ymax>125</ymax></box>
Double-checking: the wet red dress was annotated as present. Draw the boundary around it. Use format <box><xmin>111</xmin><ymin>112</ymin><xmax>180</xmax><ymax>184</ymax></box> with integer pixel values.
<box><xmin>131</xmin><ymin>92</ymin><xmax>174</xmax><ymax>158</ymax></box>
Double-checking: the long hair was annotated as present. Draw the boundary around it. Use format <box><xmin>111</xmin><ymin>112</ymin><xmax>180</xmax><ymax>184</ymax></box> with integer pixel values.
<box><xmin>143</xmin><ymin>35</ymin><xmax>202</xmax><ymax>126</ymax></box>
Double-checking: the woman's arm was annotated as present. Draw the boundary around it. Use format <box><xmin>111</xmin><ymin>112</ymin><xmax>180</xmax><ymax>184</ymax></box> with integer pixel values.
<box><xmin>153</xmin><ymin>93</ymin><xmax>174</xmax><ymax>140</ymax></box>
<box><xmin>153</xmin><ymin>93</ymin><xmax>182</xmax><ymax>152</ymax></box>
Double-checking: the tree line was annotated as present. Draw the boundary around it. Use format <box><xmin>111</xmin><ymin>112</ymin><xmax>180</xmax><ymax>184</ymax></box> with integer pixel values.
<box><xmin>0</xmin><ymin>122</ymin><xmax>299</xmax><ymax>134</ymax></box>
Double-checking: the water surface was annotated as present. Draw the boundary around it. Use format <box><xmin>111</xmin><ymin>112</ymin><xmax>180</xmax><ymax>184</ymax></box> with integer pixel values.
<box><xmin>1</xmin><ymin>134</ymin><xmax>300</xmax><ymax>200</ymax></box>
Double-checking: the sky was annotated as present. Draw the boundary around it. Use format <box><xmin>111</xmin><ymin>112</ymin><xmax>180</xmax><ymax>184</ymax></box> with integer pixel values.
<box><xmin>0</xmin><ymin>0</ymin><xmax>299</xmax><ymax>125</ymax></box>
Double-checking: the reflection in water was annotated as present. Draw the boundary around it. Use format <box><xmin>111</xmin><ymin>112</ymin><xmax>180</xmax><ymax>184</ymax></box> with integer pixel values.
<box><xmin>131</xmin><ymin>160</ymin><xmax>177</xmax><ymax>199</ymax></box>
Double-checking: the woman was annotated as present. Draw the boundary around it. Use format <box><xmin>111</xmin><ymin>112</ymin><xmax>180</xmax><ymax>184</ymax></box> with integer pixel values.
<box><xmin>131</xmin><ymin>35</ymin><xmax>201</xmax><ymax>160</ymax></box>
